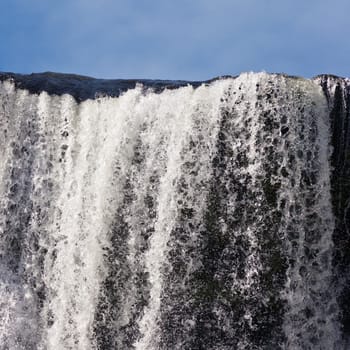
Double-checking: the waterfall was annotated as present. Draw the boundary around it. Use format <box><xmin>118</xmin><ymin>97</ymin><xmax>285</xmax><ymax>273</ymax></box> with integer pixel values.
<box><xmin>0</xmin><ymin>72</ymin><xmax>349</xmax><ymax>349</ymax></box>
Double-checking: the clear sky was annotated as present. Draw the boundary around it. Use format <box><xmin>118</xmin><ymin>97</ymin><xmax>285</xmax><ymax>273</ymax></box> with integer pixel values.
<box><xmin>1</xmin><ymin>0</ymin><xmax>349</xmax><ymax>80</ymax></box>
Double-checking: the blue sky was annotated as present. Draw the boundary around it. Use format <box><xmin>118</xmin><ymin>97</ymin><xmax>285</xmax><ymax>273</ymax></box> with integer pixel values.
<box><xmin>1</xmin><ymin>0</ymin><xmax>349</xmax><ymax>80</ymax></box>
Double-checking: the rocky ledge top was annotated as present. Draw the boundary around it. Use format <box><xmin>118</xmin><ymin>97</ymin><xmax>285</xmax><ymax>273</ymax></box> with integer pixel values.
<box><xmin>0</xmin><ymin>71</ymin><xmax>348</xmax><ymax>102</ymax></box>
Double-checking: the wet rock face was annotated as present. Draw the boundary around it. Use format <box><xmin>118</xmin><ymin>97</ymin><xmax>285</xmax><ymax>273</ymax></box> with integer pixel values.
<box><xmin>0</xmin><ymin>72</ymin><xmax>349</xmax><ymax>349</ymax></box>
<box><xmin>318</xmin><ymin>75</ymin><xmax>350</xmax><ymax>341</ymax></box>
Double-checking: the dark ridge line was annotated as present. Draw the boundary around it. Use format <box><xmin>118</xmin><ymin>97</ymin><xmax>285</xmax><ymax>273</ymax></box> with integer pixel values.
<box><xmin>0</xmin><ymin>71</ymin><xmax>347</xmax><ymax>102</ymax></box>
<box><xmin>0</xmin><ymin>71</ymin><xmax>235</xmax><ymax>102</ymax></box>
<box><xmin>313</xmin><ymin>74</ymin><xmax>348</xmax><ymax>80</ymax></box>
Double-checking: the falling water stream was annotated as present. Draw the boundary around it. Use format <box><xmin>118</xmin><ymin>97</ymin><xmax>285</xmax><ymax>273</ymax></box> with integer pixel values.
<box><xmin>0</xmin><ymin>72</ymin><xmax>349</xmax><ymax>349</ymax></box>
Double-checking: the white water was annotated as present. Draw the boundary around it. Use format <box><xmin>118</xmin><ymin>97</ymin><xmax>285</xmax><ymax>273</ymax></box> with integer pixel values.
<box><xmin>0</xmin><ymin>73</ymin><xmax>345</xmax><ymax>349</ymax></box>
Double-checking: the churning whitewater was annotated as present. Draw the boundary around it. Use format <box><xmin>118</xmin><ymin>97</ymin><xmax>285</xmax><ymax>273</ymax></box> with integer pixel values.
<box><xmin>0</xmin><ymin>72</ymin><xmax>349</xmax><ymax>349</ymax></box>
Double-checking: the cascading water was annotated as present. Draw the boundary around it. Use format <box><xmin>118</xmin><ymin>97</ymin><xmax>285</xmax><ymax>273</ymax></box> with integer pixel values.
<box><xmin>0</xmin><ymin>72</ymin><xmax>349</xmax><ymax>349</ymax></box>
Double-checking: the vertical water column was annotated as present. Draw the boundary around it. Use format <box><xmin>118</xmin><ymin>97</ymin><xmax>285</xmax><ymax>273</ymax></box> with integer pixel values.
<box><xmin>122</xmin><ymin>82</ymin><xmax>231</xmax><ymax>350</ymax></box>
<box><xmin>0</xmin><ymin>83</ymin><xmax>45</xmax><ymax>350</ymax></box>
<box><xmin>42</xmin><ymin>88</ymin><xmax>147</xmax><ymax>350</ymax></box>
<box><xmin>280</xmin><ymin>79</ymin><xmax>341</xmax><ymax>349</ymax></box>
